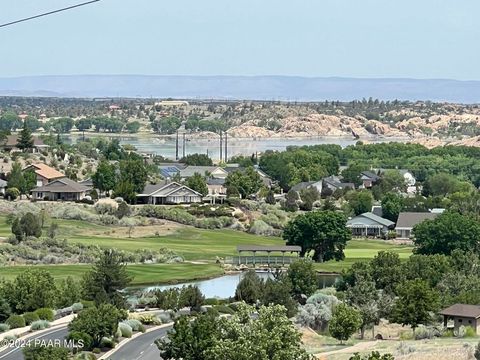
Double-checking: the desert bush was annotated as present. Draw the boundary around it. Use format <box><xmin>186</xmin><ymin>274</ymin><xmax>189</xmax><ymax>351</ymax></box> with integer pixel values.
<box><xmin>22</xmin><ymin>312</ymin><xmax>40</xmax><ymax>325</ymax></box>
<box><xmin>94</xmin><ymin>203</ymin><xmax>116</xmax><ymax>216</ymax></box>
<box><xmin>0</xmin><ymin>323</ymin><xmax>10</xmax><ymax>332</ymax></box>
<box><xmin>72</xmin><ymin>303</ymin><xmax>84</xmax><ymax>313</ymax></box>
<box><xmin>34</xmin><ymin>308</ymin><xmax>54</xmax><ymax>321</ymax></box>
<box><xmin>99</xmin><ymin>214</ymin><xmax>119</xmax><ymax>226</ymax></box>
<box><xmin>6</xmin><ymin>314</ymin><xmax>26</xmax><ymax>329</ymax></box>
<box><xmin>74</xmin><ymin>352</ymin><xmax>96</xmax><ymax>360</ymax></box>
<box><xmin>136</xmin><ymin>314</ymin><xmax>161</xmax><ymax>325</ymax></box>
<box><xmin>68</xmin><ymin>331</ymin><xmax>93</xmax><ymax>351</ymax></box>
<box><xmin>157</xmin><ymin>313</ymin><xmax>172</xmax><ymax>324</ymax></box>
<box><xmin>196</xmin><ymin>216</ymin><xmax>234</xmax><ymax>229</ymax></box>
<box><xmin>123</xmin><ymin>319</ymin><xmax>144</xmax><ymax>332</ymax></box>
<box><xmin>100</xmin><ymin>337</ymin><xmax>116</xmax><ymax>349</ymax></box>
<box><xmin>414</xmin><ymin>325</ymin><xmax>435</xmax><ymax>340</ymax></box>
<box><xmin>248</xmin><ymin>220</ymin><xmax>279</xmax><ymax>236</ymax></box>
<box><xmin>30</xmin><ymin>320</ymin><xmax>50</xmax><ymax>331</ymax></box>
<box><xmin>396</xmin><ymin>342</ymin><xmax>416</xmax><ymax>355</ymax></box>
<box><xmin>51</xmin><ymin>204</ymin><xmax>97</xmax><ymax>222</ymax></box>
<box><xmin>118</xmin><ymin>323</ymin><xmax>132</xmax><ymax>338</ymax></box>
<box><xmin>5</xmin><ymin>188</ymin><xmax>20</xmax><ymax>200</ymax></box>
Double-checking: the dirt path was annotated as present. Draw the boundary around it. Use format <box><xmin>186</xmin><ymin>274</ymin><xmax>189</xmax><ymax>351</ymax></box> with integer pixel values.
<box><xmin>315</xmin><ymin>340</ymin><xmax>379</xmax><ymax>358</ymax></box>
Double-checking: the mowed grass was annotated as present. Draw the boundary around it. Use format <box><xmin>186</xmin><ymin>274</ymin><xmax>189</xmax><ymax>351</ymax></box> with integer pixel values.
<box><xmin>0</xmin><ymin>263</ymin><xmax>223</xmax><ymax>285</ymax></box>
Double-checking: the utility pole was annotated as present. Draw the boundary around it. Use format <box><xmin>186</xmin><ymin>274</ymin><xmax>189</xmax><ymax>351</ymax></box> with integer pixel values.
<box><xmin>219</xmin><ymin>131</ymin><xmax>223</xmax><ymax>163</ymax></box>
<box><xmin>224</xmin><ymin>131</ymin><xmax>228</xmax><ymax>162</ymax></box>
<box><xmin>175</xmin><ymin>130</ymin><xmax>179</xmax><ymax>160</ymax></box>
<box><xmin>182</xmin><ymin>132</ymin><xmax>186</xmax><ymax>158</ymax></box>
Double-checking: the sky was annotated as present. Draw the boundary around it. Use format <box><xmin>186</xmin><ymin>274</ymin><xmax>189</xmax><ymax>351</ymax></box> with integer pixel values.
<box><xmin>0</xmin><ymin>0</ymin><xmax>479</xmax><ymax>80</ymax></box>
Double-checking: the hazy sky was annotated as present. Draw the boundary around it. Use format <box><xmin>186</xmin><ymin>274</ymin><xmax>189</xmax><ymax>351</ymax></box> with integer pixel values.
<box><xmin>0</xmin><ymin>0</ymin><xmax>479</xmax><ymax>79</ymax></box>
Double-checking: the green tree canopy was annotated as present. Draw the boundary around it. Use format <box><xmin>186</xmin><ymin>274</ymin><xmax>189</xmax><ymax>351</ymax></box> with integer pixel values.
<box><xmin>329</xmin><ymin>303</ymin><xmax>362</xmax><ymax>344</ymax></box>
<box><xmin>413</xmin><ymin>211</ymin><xmax>480</xmax><ymax>255</ymax></box>
<box><xmin>287</xmin><ymin>259</ymin><xmax>318</xmax><ymax>297</ymax></box>
<box><xmin>92</xmin><ymin>160</ymin><xmax>116</xmax><ymax>194</ymax></box>
<box><xmin>346</xmin><ymin>190</ymin><xmax>373</xmax><ymax>216</ymax></box>
<box><xmin>186</xmin><ymin>172</ymin><xmax>208</xmax><ymax>197</ymax></box>
<box><xmin>283</xmin><ymin>211</ymin><xmax>351</xmax><ymax>262</ymax></box>
<box><xmin>180</xmin><ymin>153</ymin><xmax>213</xmax><ymax>166</ymax></box>
<box><xmin>225</xmin><ymin>167</ymin><xmax>262</xmax><ymax>199</ymax></box>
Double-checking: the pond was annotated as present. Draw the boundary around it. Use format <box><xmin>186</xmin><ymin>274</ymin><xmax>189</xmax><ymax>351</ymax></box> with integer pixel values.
<box><xmin>126</xmin><ymin>272</ymin><xmax>340</xmax><ymax>299</ymax></box>
<box><xmin>67</xmin><ymin>135</ymin><xmax>399</xmax><ymax>160</ymax></box>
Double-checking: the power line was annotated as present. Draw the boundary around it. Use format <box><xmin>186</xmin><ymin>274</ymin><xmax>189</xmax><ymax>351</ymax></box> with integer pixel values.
<box><xmin>0</xmin><ymin>0</ymin><xmax>101</xmax><ymax>29</ymax></box>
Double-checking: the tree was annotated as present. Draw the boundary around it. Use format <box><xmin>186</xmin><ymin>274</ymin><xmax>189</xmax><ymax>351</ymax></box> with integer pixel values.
<box><xmin>370</xmin><ymin>251</ymin><xmax>404</xmax><ymax>293</ymax></box>
<box><xmin>92</xmin><ymin>161</ymin><xmax>116</xmax><ymax>195</ymax></box>
<box><xmin>180</xmin><ymin>153</ymin><xmax>213</xmax><ymax>166</ymax></box>
<box><xmin>329</xmin><ymin>303</ymin><xmax>362</xmax><ymax>344</ymax></box>
<box><xmin>287</xmin><ymin>259</ymin><xmax>318</xmax><ymax>297</ymax></box>
<box><xmin>347</xmin><ymin>190</ymin><xmax>373</xmax><ymax>216</ymax></box>
<box><xmin>261</xmin><ymin>277</ymin><xmax>297</xmax><ymax>318</ymax></box>
<box><xmin>225</xmin><ymin>168</ymin><xmax>262</xmax><ymax>199</ymax></box>
<box><xmin>11</xmin><ymin>212</ymin><xmax>42</xmax><ymax>241</ymax></box>
<box><xmin>125</xmin><ymin>121</ymin><xmax>141</xmax><ymax>133</ymax></box>
<box><xmin>186</xmin><ymin>172</ymin><xmax>208</xmax><ymax>197</ymax></box>
<box><xmin>346</xmin><ymin>275</ymin><xmax>379</xmax><ymax>339</ymax></box>
<box><xmin>157</xmin><ymin>311</ymin><xmax>220</xmax><ymax>360</ymax></box>
<box><xmin>283</xmin><ymin>189</ymin><xmax>300</xmax><ymax>212</ymax></box>
<box><xmin>413</xmin><ymin>211</ymin><xmax>480</xmax><ymax>255</ymax></box>
<box><xmin>377</xmin><ymin>170</ymin><xmax>406</xmax><ymax>194</ymax></box>
<box><xmin>235</xmin><ymin>270</ymin><xmax>263</xmax><ymax>304</ymax></box>
<box><xmin>119</xmin><ymin>156</ymin><xmax>148</xmax><ymax>194</ymax></box>
<box><xmin>299</xmin><ymin>186</ymin><xmax>320</xmax><ymax>211</ymax></box>
<box><xmin>114</xmin><ymin>181</ymin><xmax>137</xmax><ymax>204</ymax></box>
<box><xmin>283</xmin><ymin>211</ymin><xmax>351</xmax><ymax>262</ymax></box>
<box><xmin>341</xmin><ymin>163</ymin><xmax>367</xmax><ymax>187</ymax></box>
<box><xmin>16</xmin><ymin>121</ymin><xmax>34</xmax><ymax>151</ymax></box>
<box><xmin>391</xmin><ymin>279</ymin><xmax>439</xmax><ymax>333</ymax></box>
<box><xmin>7</xmin><ymin>162</ymin><xmax>26</xmax><ymax>194</ymax></box>
<box><xmin>381</xmin><ymin>192</ymin><xmax>404</xmax><ymax>222</ymax></box>
<box><xmin>82</xmin><ymin>250</ymin><xmax>132</xmax><ymax>308</ymax></box>
<box><xmin>9</xmin><ymin>269</ymin><xmax>57</xmax><ymax>312</ymax></box>
<box><xmin>23</xmin><ymin>345</ymin><xmax>69</xmax><ymax>360</ymax></box>
<box><xmin>116</xmin><ymin>201</ymin><xmax>131</xmax><ymax>219</ymax></box>
<box><xmin>68</xmin><ymin>304</ymin><xmax>125</xmax><ymax>349</ymax></box>
<box><xmin>423</xmin><ymin>173</ymin><xmax>464</xmax><ymax>197</ymax></box>
<box><xmin>265</xmin><ymin>189</ymin><xmax>276</xmax><ymax>204</ymax></box>
<box><xmin>56</xmin><ymin>277</ymin><xmax>82</xmax><ymax>308</ymax></box>
<box><xmin>0</xmin><ymin>112</ymin><xmax>21</xmax><ymax>131</ymax></box>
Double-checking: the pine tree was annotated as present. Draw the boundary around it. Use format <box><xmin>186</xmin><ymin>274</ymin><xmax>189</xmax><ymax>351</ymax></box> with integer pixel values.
<box><xmin>16</xmin><ymin>122</ymin><xmax>34</xmax><ymax>151</ymax></box>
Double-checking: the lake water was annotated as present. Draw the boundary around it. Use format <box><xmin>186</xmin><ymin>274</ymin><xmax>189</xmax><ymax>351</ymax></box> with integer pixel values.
<box><xmin>69</xmin><ymin>134</ymin><xmax>398</xmax><ymax>160</ymax></box>
<box><xmin>127</xmin><ymin>272</ymin><xmax>339</xmax><ymax>299</ymax></box>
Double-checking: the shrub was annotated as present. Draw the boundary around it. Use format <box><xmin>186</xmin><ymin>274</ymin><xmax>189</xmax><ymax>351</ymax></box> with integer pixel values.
<box><xmin>94</xmin><ymin>203</ymin><xmax>116</xmax><ymax>215</ymax></box>
<box><xmin>465</xmin><ymin>326</ymin><xmax>477</xmax><ymax>338</ymax></box>
<box><xmin>6</xmin><ymin>314</ymin><xmax>26</xmax><ymax>329</ymax></box>
<box><xmin>67</xmin><ymin>331</ymin><xmax>93</xmax><ymax>351</ymax></box>
<box><xmin>72</xmin><ymin>303</ymin><xmax>84</xmax><ymax>313</ymax></box>
<box><xmin>123</xmin><ymin>319</ymin><xmax>144</xmax><ymax>332</ymax></box>
<box><xmin>157</xmin><ymin>313</ymin><xmax>172</xmax><ymax>324</ymax></box>
<box><xmin>396</xmin><ymin>342</ymin><xmax>416</xmax><ymax>355</ymax></box>
<box><xmin>213</xmin><ymin>305</ymin><xmax>235</xmax><ymax>315</ymax></box>
<box><xmin>30</xmin><ymin>320</ymin><xmax>50</xmax><ymax>331</ymax></box>
<box><xmin>74</xmin><ymin>352</ymin><xmax>97</xmax><ymax>360</ymax></box>
<box><xmin>100</xmin><ymin>337</ymin><xmax>116</xmax><ymax>349</ymax></box>
<box><xmin>114</xmin><ymin>327</ymin><xmax>122</xmax><ymax>339</ymax></box>
<box><xmin>22</xmin><ymin>312</ymin><xmax>40</xmax><ymax>325</ymax></box>
<box><xmin>414</xmin><ymin>325</ymin><xmax>435</xmax><ymax>340</ymax></box>
<box><xmin>204</xmin><ymin>298</ymin><xmax>219</xmax><ymax>306</ymax></box>
<box><xmin>137</xmin><ymin>314</ymin><xmax>161</xmax><ymax>325</ymax></box>
<box><xmin>0</xmin><ymin>323</ymin><xmax>10</xmax><ymax>332</ymax></box>
<box><xmin>5</xmin><ymin>187</ymin><xmax>20</xmax><ymax>201</ymax></box>
<box><xmin>34</xmin><ymin>308</ymin><xmax>54</xmax><ymax>321</ymax></box>
<box><xmin>80</xmin><ymin>300</ymin><xmax>95</xmax><ymax>309</ymax></box>
<box><xmin>118</xmin><ymin>323</ymin><xmax>133</xmax><ymax>338</ymax></box>
<box><xmin>248</xmin><ymin>220</ymin><xmax>280</xmax><ymax>236</ymax></box>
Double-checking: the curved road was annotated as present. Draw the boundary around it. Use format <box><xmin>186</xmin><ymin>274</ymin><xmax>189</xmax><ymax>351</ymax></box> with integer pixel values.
<box><xmin>0</xmin><ymin>326</ymin><xmax>69</xmax><ymax>360</ymax></box>
<box><xmin>109</xmin><ymin>325</ymin><xmax>172</xmax><ymax>360</ymax></box>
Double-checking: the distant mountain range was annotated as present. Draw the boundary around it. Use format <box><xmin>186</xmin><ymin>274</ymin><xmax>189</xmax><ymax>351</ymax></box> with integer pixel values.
<box><xmin>0</xmin><ymin>75</ymin><xmax>479</xmax><ymax>103</ymax></box>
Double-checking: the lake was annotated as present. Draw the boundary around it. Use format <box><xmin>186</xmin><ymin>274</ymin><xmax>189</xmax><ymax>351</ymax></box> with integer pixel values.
<box><xmin>127</xmin><ymin>272</ymin><xmax>340</xmax><ymax>299</ymax></box>
<box><xmin>68</xmin><ymin>134</ymin><xmax>398</xmax><ymax>160</ymax></box>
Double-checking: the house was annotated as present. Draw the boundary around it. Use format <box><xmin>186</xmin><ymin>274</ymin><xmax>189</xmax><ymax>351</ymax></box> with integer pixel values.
<box><xmin>346</xmin><ymin>212</ymin><xmax>395</xmax><ymax>237</ymax></box>
<box><xmin>207</xmin><ymin>178</ymin><xmax>227</xmax><ymax>196</ymax></box>
<box><xmin>395</xmin><ymin>212</ymin><xmax>439</xmax><ymax>240</ymax></box>
<box><xmin>23</xmin><ymin>163</ymin><xmax>65</xmax><ymax>187</ymax></box>
<box><xmin>322</xmin><ymin>175</ymin><xmax>355</xmax><ymax>193</ymax></box>
<box><xmin>179</xmin><ymin>166</ymin><xmax>228</xmax><ymax>179</ymax></box>
<box><xmin>371</xmin><ymin>205</ymin><xmax>383</xmax><ymax>217</ymax></box>
<box><xmin>439</xmin><ymin>304</ymin><xmax>480</xmax><ymax>334</ymax></box>
<box><xmin>137</xmin><ymin>181</ymin><xmax>203</xmax><ymax>204</ymax></box>
<box><xmin>31</xmin><ymin>178</ymin><xmax>90</xmax><ymax>201</ymax></box>
<box><xmin>0</xmin><ymin>179</ymin><xmax>7</xmax><ymax>195</ymax></box>
<box><xmin>360</xmin><ymin>171</ymin><xmax>381</xmax><ymax>188</ymax></box>
<box><xmin>2</xmin><ymin>135</ymin><xmax>49</xmax><ymax>153</ymax></box>
<box><xmin>290</xmin><ymin>180</ymin><xmax>323</xmax><ymax>194</ymax></box>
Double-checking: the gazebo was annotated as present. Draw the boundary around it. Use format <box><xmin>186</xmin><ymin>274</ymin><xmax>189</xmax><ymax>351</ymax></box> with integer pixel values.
<box><xmin>235</xmin><ymin>245</ymin><xmax>302</xmax><ymax>266</ymax></box>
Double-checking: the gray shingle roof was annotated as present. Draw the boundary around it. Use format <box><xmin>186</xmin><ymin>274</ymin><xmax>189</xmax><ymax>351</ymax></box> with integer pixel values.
<box><xmin>440</xmin><ymin>304</ymin><xmax>480</xmax><ymax>319</ymax></box>
<box><xmin>396</xmin><ymin>212</ymin><xmax>438</xmax><ymax>229</ymax></box>
<box><xmin>347</xmin><ymin>212</ymin><xmax>395</xmax><ymax>227</ymax></box>
<box><xmin>32</xmin><ymin>178</ymin><xmax>89</xmax><ymax>193</ymax></box>
<box><xmin>179</xmin><ymin>166</ymin><xmax>226</xmax><ymax>178</ymax></box>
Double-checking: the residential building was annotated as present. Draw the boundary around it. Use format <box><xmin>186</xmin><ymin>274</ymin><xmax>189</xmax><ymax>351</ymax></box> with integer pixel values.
<box><xmin>439</xmin><ymin>304</ymin><xmax>480</xmax><ymax>334</ymax></box>
<box><xmin>322</xmin><ymin>175</ymin><xmax>355</xmax><ymax>193</ymax></box>
<box><xmin>346</xmin><ymin>212</ymin><xmax>395</xmax><ymax>237</ymax></box>
<box><xmin>290</xmin><ymin>180</ymin><xmax>323</xmax><ymax>194</ymax></box>
<box><xmin>179</xmin><ymin>166</ymin><xmax>228</xmax><ymax>179</ymax></box>
<box><xmin>23</xmin><ymin>163</ymin><xmax>66</xmax><ymax>187</ymax></box>
<box><xmin>395</xmin><ymin>212</ymin><xmax>439</xmax><ymax>239</ymax></box>
<box><xmin>360</xmin><ymin>171</ymin><xmax>381</xmax><ymax>188</ymax></box>
<box><xmin>2</xmin><ymin>135</ymin><xmax>50</xmax><ymax>153</ymax></box>
<box><xmin>137</xmin><ymin>181</ymin><xmax>203</xmax><ymax>204</ymax></box>
<box><xmin>206</xmin><ymin>178</ymin><xmax>227</xmax><ymax>196</ymax></box>
<box><xmin>31</xmin><ymin>178</ymin><xmax>90</xmax><ymax>201</ymax></box>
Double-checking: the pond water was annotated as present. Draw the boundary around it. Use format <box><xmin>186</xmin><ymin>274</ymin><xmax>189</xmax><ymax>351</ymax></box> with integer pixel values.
<box><xmin>127</xmin><ymin>272</ymin><xmax>340</xmax><ymax>299</ymax></box>
<box><xmin>68</xmin><ymin>135</ymin><xmax>398</xmax><ymax>160</ymax></box>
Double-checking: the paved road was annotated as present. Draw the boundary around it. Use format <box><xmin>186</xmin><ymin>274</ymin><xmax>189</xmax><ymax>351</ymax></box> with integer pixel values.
<box><xmin>0</xmin><ymin>326</ymin><xmax>69</xmax><ymax>360</ymax></box>
<box><xmin>109</xmin><ymin>325</ymin><xmax>172</xmax><ymax>360</ymax></box>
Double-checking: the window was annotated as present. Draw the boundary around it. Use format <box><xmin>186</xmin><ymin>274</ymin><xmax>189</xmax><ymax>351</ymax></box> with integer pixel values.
<box><xmin>459</xmin><ymin>319</ymin><xmax>463</xmax><ymax>323</ymax></box>
<box><xmin>469</xmin><ymin>320</ymin><xmax>472</xmax><ymax>324</ymax></box>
